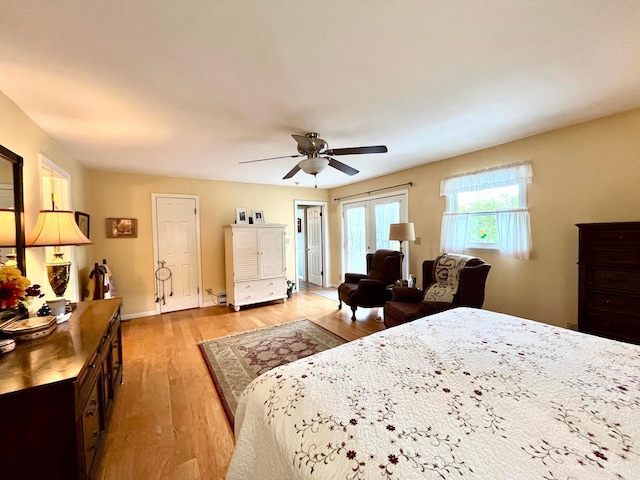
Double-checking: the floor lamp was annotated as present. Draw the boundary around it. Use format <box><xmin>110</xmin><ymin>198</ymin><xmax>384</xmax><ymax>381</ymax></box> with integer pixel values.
<box><xmin>26</xmin><ymin>210</ymin><xmax>92</xmax><ymax>313</ymax></box>
<box><xmin>388</xmin><ymin>222</ymin><xmax>416</xmax><ymax>281</ymax></box>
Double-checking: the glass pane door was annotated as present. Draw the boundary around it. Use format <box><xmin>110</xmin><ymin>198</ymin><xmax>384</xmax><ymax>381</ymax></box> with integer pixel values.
<box><xmin>342</xmin><ymin>193</ymin><xmax>407</xmax><ymax>276</ymax></box>
<box><xmin>343</xmin><ymin>204</ymin><xmax>367</xmax><ymax>273</ymax></box>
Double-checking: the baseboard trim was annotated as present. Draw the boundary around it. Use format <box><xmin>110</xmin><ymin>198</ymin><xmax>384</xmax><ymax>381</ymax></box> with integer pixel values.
<box><xmin>121</xmin><ymin>302</ymin><xmax>228</xmax><ymax>321</ymax></box>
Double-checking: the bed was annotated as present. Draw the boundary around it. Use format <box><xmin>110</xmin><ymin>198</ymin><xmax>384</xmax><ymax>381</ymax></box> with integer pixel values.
<box><xmin>226</xmin><ymin>307</ymin><xmax>640</xmax><ymax>479</ymax></box>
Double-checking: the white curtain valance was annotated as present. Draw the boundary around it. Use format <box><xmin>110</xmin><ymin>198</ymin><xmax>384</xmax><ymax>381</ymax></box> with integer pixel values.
<box><xmin>441</xmin><ymin>162</ymin><xmax>532</xmax><ymax>196</ymax></box>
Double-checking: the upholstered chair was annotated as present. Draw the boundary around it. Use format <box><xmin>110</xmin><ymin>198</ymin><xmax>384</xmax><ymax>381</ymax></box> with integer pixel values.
<box><xmin>338</xmin><ymin>249</ymin><xmax>403</xmax><ymax>321</ymax></box>
<box><xmin>383</xmin><ymin>254</ymin><xmax>491</xmax><ymax>328</ymax></box>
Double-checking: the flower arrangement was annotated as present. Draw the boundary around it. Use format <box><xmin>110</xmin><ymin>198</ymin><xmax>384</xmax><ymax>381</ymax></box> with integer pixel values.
<box><xmin>0</xmin><ymin>266</ymin><xmax>44</xmax><ymax>317</ymax></box>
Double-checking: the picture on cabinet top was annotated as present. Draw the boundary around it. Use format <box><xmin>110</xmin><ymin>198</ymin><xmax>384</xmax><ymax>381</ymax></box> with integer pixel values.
<box><xmin>236</xmin><ymin>208</ymin><xmax>248</xmax><ymax>224</ymax></box>
<box><xmin>253</xmin><ymin>209</ymin><xmax>265</xmax><ymax>224</ymax></box>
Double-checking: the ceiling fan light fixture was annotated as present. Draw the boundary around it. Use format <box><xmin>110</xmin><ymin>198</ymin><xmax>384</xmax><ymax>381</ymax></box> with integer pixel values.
<box><xmin>299</xmin><ymin>157</ymin><xmax>328</xmax><ymax>175</ymax></box>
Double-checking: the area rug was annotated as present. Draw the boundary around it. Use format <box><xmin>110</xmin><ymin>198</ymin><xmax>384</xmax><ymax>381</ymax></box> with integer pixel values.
<box><xmin>199</xmin><ymin>319</ymin><xmax>347</xmax><ymax>427</ymax></box>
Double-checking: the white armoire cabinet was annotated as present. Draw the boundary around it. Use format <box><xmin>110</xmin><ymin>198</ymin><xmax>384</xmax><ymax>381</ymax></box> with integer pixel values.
<box><xmin>224</xmin><ymin>224</ymin><xmax>287</xmax><ymax>311</ymax></box>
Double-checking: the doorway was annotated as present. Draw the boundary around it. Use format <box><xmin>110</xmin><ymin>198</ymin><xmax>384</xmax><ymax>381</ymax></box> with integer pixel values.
<box><xmin>341</xmin><ymin>191</ymin><xmax>409</xmax><ymax>278</ymax></box>
<box><xmin>294</xmin><ymin>200</ymin><xmax>328</xmax><ymax>290</ymax></box>
<box><xmin>151</xmin><ymin>194</ymin><xmax>203</xmax><ymax>313</ymax></box>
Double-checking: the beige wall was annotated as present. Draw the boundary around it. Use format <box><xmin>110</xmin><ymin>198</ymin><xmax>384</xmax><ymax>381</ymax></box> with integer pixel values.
<box><xmin>85</xmin><ymin>171</ymin><xmax>328</xmax><ymax>316</ymax></box>
<box><xmin>329</xmin><ymin>108</ymin><xmax>640</xmax><ymax>327</ymax></box>
<box><xmin>0</xmin><ymin>91</ymin><xmax>90</xmax><ymax>299</ymax></box>
<box><xmin>4</xmin><ymin>83</ymin><xmax>640</xmax><ymax>327</ymax></box>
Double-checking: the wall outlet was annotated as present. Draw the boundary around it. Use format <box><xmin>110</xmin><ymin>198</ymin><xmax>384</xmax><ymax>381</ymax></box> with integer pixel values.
<box><xmin>414</xmin><ymin>236</ymin><xmax>421</xmax><ymax>245</ymax></box>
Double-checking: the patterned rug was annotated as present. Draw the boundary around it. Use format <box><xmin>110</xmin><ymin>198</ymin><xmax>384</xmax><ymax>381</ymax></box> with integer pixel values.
<box><xmin>199</xmin><ymin>319</ymin><xmax>347</xmax><ymax>427</ymax></box>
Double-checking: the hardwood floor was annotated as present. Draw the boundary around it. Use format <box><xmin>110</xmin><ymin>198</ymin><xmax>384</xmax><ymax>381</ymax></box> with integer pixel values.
<box><xmin>96</xmin><ymin>290</ymin><xmax>386</xmax><ymax>480</ymax></box>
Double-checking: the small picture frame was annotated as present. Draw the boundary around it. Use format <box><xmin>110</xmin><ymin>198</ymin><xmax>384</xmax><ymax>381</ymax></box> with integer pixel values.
<box><xmin>106</xmin><ymin>218</ymin><xmax>138</xmax><ymax>238</ymax></box>
<box><xmin>236</xmin><ymin>208</ymin><xmax>249</xmax><ymax>224</ymax></box>
<box><xmin>75</xmin><ymin>211</ymin><xmax>90</xmax><ymax>239</ymax></box>
<box><xmin>253</xmin><ymin>209</ymin><xmax>265</xmax><ymax>224</ymax></box>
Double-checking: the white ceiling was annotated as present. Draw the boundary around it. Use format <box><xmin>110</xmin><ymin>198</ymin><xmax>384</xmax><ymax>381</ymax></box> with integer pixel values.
<box><xmin>2</xmin><ymin>1</ymin><xmax>640</xmax><ymax>189</ymax></box>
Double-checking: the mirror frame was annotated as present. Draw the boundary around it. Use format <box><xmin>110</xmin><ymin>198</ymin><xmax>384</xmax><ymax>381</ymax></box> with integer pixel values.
<box><xmin>0</xmin><ymin>144</ymin><xmax>25</xmax><ymax>274</ymax></box>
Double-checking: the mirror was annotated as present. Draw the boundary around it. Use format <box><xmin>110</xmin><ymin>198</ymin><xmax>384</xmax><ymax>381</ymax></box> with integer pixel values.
<box><xmin>0</xmin><ymin>144</ymin><xmax>25</xmax><ymax>273</ymax></box>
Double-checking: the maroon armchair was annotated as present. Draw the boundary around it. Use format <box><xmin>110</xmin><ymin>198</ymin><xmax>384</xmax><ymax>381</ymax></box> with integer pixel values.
<box><xmin>338</xmin><ymin>249</ymin><xmax>403</xmax><ymax>321</ymax></box>
<box><xmin>384</xmin><ymin>256</ymin><xmax>491</xmax><ymax>328</ymax></box>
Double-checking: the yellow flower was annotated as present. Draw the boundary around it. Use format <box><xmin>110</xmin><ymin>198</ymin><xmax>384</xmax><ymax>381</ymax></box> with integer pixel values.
<box><xmin>0</xmin><ymin>266</ymin><xmax>32</xmax><ymax>310</ymax></box>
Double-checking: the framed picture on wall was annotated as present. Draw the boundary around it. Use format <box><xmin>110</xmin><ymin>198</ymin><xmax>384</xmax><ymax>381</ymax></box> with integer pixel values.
<box><xmin>106</xmin><ymin>218</ymin><xmax>138</xmax><ymax>238</ymax></box>
<box><xmin>75</xmin><ymin>211</ymin><xmax>90</xmax><ymax>239</ymax></box>
<box><xmin>253</xmin><ymin>209</ymin><xmax>265</xmax><ymax>224</ymax></box>
<box><xmin>236</xmin><ymin>208</ymin><xmax>248</xmax><ymax>224</ymax></box>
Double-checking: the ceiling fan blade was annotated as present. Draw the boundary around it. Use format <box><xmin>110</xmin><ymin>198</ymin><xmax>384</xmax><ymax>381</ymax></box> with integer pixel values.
<box><xmin>239</xmin><ymin>154</ymin><xmax>303</xmax><ymax>164</ymax></box>
<box><xmin>283</xmin><ymin>164</ymin><xmax>301</xmax><ymax>179</ymax></box>
<box><xmin>292</xmin><ymin>134</ymin><xmax>317</xmax><ymax>152</ymax></box>
<box><xmin>325</xmin><ymin>145</ymin><xmax>388</xmax><ymax>156</ymax></box>
<box><xmin>328</xmin><ymin>157</ymin><xmax>359</xmax><ymax>176</ymax></box>
<box><xmin>292</xmin><ymin>133</ymin><xmax>326</xmax><ymax>153</ymax></box>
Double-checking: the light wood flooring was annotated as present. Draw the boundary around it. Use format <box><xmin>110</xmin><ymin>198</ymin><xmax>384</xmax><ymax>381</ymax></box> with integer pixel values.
<box><xmin>95</xmin><ymin>289</ymin><xmax>386</xmax><ymax>480</ymax></box>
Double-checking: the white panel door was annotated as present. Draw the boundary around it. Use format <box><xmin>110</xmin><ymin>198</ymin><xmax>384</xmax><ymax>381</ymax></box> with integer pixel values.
<box><xmin>155</xmin><ymin>196</ymin><xmax>200</xmax><ymax>313</ymax></box>
<box><xmin>306</xmin><ymin>206</ymin><xmax>323</xmax><ymax>286</ymax></box>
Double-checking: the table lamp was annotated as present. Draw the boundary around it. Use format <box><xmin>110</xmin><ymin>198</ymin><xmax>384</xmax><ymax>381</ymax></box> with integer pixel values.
<box><xmin>26</xmin><ymin>209</ymin><xmax>92</xmax><ymax>300</ymax></box>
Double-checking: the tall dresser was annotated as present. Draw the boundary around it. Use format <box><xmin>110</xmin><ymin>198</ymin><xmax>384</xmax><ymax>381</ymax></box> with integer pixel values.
<box><xmin>224</xmin><ymin>224</ymin><xmax>287</xmax><ymax>311</ymax></box>
<box><xmin>0</xmin><ymin>298</ymin><xmax>123</xmax><ymax>480</ymax></box>
<box><xmin>577</xmin><ymin>222</ymin><xmax>640</xmax><ymax>344</ymax></box>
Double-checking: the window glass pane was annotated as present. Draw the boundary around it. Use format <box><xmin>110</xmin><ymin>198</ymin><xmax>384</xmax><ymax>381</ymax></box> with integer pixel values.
<box><xmin>457</xmin><ymin>185</ymin><xmax>519</xmax><ymax>213</ymax></box>
<box><xmin>346</xmin><ymin>207</ymin><xmax>366</xmax><ymax>273</ymax></box>
<box><xmin>374</xmin><ymin>202</ymin><xmax>400</xmax><ymax>250</ymax></box>
<box><xmin>465</xmin><ymin>214</ymin><xmax>497</xmax><ymax>243</ymax></box>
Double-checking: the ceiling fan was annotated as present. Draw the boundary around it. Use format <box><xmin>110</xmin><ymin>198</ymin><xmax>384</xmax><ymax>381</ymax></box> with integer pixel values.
<box><xmin>239</xmin><ymin>133</ymin><xmax>388</xmax><ymax>187</ymax></box>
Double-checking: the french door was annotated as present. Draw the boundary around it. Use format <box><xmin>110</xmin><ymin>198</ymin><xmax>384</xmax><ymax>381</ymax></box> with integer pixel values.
<box><xmin>342</xmin><ymin>192</ymin><xmax>408</xmax><ymax>276</ymax></box>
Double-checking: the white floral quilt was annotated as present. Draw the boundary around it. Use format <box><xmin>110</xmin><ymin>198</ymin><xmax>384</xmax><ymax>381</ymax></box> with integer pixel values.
<box><xmin>227</xmin><ymin>308</ymin><xmax>640</xmax><ymax>479</ymax></box>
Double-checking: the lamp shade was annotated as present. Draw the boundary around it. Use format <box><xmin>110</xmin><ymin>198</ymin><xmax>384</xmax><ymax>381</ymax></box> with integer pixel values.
<box><xmin>388</xmin><ymin>222</ymin><xmax>416</xmax><ymax>242</ymax></box>
<box><xmin>299</xmin><ymin>157</ymin><xmax>328</xmax><ymax>175</ymax></box>
<box><xmin>26</xmin><ymin>210</ymin><xmax>92</xmax><ymax>247</ymax></box>
<box><xmin>0</xmin><ymin>209</ymin><xmax>16</xmax><ymax>247</ymax></box>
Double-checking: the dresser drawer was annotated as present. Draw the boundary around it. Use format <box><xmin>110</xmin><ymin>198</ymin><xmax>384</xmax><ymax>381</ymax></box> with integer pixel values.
<box><xmin>587</xmin><ymin>268</ymin><xmax>640</xmax><ymax>293</ymax></box>
<box><xmin>77</xmin><ymin>349</ymin><xmax>101</xmax><ymax>404</ymax></box>
<box><xmin>580</xmin><ymin>247</ymin><xmax>640</xmax><ymax>266</ymax></box>
<box><xmin>81</xmin><ymin>381</ymin><xmax>102</xmax><ymax>477</ymax></box>
<box><xmin>581</xmin><ymin>311</ymin><xmax>640</xmax><ymax>344</ymax></box>
<box><xmin>587</xmin><ymin>290</ymin><xmax>640</xmax><ymax>317</ymax></box>
<box><xmin>582</xmin><ymin>227</ymin><xmax>640</xmax><ymax>246</ymax></box>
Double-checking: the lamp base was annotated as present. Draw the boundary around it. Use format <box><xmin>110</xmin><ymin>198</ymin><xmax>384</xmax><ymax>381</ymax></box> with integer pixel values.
<box><xmin>46</xmin><ymin>253</ymin><xmax>71</xmax><ymax>298</ymax></box>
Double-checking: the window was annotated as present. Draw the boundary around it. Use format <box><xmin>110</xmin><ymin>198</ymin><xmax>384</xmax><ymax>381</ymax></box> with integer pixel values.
<box><xmin>440</xmin><ymin>162</ymin><xmax>532</xmax><ymax>259</ymax></box>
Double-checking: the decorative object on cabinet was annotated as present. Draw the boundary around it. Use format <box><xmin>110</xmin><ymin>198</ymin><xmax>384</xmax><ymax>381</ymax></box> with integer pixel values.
<box><xmin>75</xmin><ymin>211</ymin><xmax>90</xmax><ymax>239</ymax></box>
<box><xmin>253</xmin><ymin>209</ymin><xmax>265</xmax><ymax>224</ymax></box>
<box><xmin>235</xmin><ymin>208</ymin><xmax>248</xmax><ymax>224</ymax></box>
<box><xmin>577</xmin><ymin>222</ymin><xmax>640</xmax><ymax>344</ymax></box>
<box><xmin>0</xmin><ymin>266</ymin><xmax>44</xmax><ymax>324</ymax></box>
<box><xmin>105</xmin><ymin>217</ymin><xmax>137</xmax><ymax>238</ymax></box>
<box><xmin>224</xmin><ymin>224</ymin><xmax>287</xmax><ymax>311</ymax></box>
<box><xmin>1</xmin><ymin>315</ymin><xmax>57</xmax><ymax>341</ymax></box>
<box><xmin>26</xmin><ymin>209</ymin><xmax>92</xmax><ymax>300</ymax></box>
<box><xmin>0</xmin><ymin>298</ymin><xmax>123</xmax><ymax>480</ymax></box>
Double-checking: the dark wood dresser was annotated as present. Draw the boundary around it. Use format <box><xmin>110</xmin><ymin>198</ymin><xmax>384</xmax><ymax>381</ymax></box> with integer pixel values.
<box><xmin>577</xmin><ymin>222</ymin><xmax>640</xmax><ymax>344</ymax></box>
<box><xmin>0</xmin><ymin>298</ymin><xmax>123</xmax><ymax>480</ymax></box>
